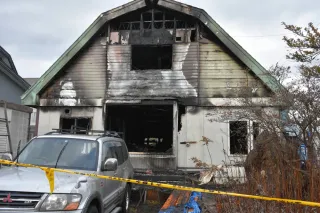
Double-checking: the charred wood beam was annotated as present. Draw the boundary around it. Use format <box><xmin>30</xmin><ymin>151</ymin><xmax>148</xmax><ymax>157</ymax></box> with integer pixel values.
<box><xmin>152</xmin><ymin>9</ymin><xmax>154</xmax><ymax>31</ymax></box>
<box><xmin>140</xmin><ymin>13</ymin><xmax>143</xmax><ymax>36</ymax></box>
<box><xmin>163</xmin><ymin>12</ymin><xmax>165</xmax><ymax>30</ymax></box>
<box><xmin>107</xmin><ymin>24</ymin><xmax>110</xmax><ymax>44</ymax></box>
<box><xmin>196</xmin><ymin>21</ymin><xmax>200</xmax><ymax>42</ymax></box>
<box><xmin>173</xmin><ymin>17</ymin><xmax>176</xmax><ymax>42</ymax></box>
<box><xmin>129</xmin><ymin>19</ymin><xmax>132</xmax><ymax>44</ymax></box>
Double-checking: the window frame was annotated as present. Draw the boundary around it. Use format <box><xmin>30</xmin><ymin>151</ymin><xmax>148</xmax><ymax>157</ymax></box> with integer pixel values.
<box><xmin>59</xmin><ymin>117</ymin><xmax>92</xmax><ymax>132</ymax></box>
<box><xmin>131</xmin><ymin>45</ymin><xmax>173</xmax><ymax>71</ymax></box>
<box><xmin>227</xmin><ymin>119</ymin><xmax>260</xmax><ymax>156</ymax></box>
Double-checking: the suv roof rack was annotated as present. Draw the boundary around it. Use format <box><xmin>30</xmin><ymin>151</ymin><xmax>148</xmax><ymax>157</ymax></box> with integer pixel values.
<box><xmin>46</xmin><ymin>126</ymin><xmax>122</xmax><ymax>138</ymax></box>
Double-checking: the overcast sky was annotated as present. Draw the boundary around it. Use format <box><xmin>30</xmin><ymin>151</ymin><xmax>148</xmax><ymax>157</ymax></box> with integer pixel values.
<box><xmin>1</xmin><ymin>0</ymin><xmax>319</xmax><ymax>78</ymax></box>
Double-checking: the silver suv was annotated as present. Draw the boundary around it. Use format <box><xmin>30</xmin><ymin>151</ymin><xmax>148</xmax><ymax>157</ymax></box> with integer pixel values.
<box><xmin>0</xmin><ymin>132</ymin><xmax>134</xmax><ymax>213</ymax></box>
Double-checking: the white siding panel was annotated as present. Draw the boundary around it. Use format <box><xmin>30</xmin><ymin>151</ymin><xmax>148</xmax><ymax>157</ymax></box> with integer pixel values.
<box><xmin>0</xmin><ymin>121</ymin><xmax>8</xmax><ymax>153</ymax></box>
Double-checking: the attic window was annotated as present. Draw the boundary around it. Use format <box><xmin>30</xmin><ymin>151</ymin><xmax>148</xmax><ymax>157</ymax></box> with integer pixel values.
<box><xmin>131</xmin><ymin>45</ymin><xmax>172</xmax><ymax>70</ymax></box>
<box><xmin>154</xmin><ymin>11</ymin><xmax>164</xmax><ymax>29</ymax></box>
<box><xmin>143</xmin><ymin>12</ymin><xmax>152</xmax><ymax>29</ymax></box>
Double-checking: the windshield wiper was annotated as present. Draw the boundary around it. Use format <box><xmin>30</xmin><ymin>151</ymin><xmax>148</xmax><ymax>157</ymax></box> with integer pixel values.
<box><xmin>54</xmin><ymin>141</ymin><xmax>69</xmax><ymax>168</ymax></box>
<box><xmin>15</xmin><ymin>140</ymin><xmax>22</xmax><ymax>167</ymax></box>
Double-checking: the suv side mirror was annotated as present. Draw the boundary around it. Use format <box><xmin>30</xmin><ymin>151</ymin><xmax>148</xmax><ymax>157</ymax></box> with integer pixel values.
<box><xmin>1</xmin><ymin>153</ymin><xmax>13</xmax><ymax>161</ymax></box>
<box><xmin>0</xmin><ymin>153</ymin><xmax>13</xmax><ymax>169</ymax></box>
<box><xmin>103</xmin><ymin>158</ymin><xmax>118</xmax><ymax>171</ymax></box>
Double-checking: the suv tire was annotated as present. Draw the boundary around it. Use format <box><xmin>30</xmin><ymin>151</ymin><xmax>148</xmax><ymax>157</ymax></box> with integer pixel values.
<box><xmin>87</xmin><ymin>205</ymin><xmax>99</xmax><ymax>213</ymax></box>
<box><xmin>121</xmin><ymin>185</ymin><xmax>131</xmax><ymax>213</ymax></box>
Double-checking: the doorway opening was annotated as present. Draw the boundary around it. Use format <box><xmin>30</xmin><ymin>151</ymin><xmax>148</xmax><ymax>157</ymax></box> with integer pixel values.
<box><xmin>106</xmin><ymin>105</ymin><xmax>173</xmax><ymax>154</ymax></box>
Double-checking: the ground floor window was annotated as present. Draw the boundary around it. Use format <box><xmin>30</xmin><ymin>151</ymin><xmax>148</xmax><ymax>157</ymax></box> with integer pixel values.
<box><xmin>229</xmin><ymin>121</ymin><xmax>248</xmax><ymax>155</ymax></box>
<box><xmin>106</xmin><ymin>105</ymin><xmax>173</xmax><ymax>153</ymax></box>
<box><xmin>60</xmin><ymin>117</ymin><xmax>92</xmax><ymax>134</ymax></box>
<box><xmin>229</xmin><ymin>120</ymin><xmax>260</xmax><ymax>155</ymax></box>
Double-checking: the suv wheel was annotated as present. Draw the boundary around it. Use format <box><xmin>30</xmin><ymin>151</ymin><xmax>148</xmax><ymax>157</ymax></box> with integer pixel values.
<box><xmin>121</xmin><ymin>185</ymin><xmax>131</xmax><ymax>213</ymax></box>
<box><xmin>87</xmin><ymin>205</ymin><xmax>99</xmax><ymax>213</ymax></box>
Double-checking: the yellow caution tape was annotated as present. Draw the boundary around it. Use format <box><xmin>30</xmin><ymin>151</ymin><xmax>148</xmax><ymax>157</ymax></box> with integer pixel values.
<box><xmin>41</xmin><ymin>168</ymin><xmax>55</xmax><ymax>193</ymax></box>
<box><xmin>0</xmin><ymin>159</ymin><xmax>319</xmax><ymax>207</ymax></box>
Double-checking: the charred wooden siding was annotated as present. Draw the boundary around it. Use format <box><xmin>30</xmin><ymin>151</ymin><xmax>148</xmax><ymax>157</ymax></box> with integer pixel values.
<box><xmin>199</xmin><ymin>43</ymin><xmax>270</xmax><ymax>99</ymax></box>
<box><xmin>39</xmin><ymin>33</ymin><xmax>271</xmax><ymax>106</ymax></box>
<box><xmin>106</xmin><ymin>43</ymin><xmax>198</xmax><ymax>100</ymax></box>
<box><xmin>40</xmin><ymin>37</ymin><xmax>107</xmax><ymax>106</ymax></box>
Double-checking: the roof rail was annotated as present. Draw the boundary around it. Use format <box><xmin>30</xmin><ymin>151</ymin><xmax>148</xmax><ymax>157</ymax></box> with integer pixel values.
<box><xmin>102</xmin><ymin>131</ymin><xmax>122</xmax><ymax>138</ymax></box>
<box><xmin>47</xmin><ymin>127</ymin><xmax>122</xmax><ymax>138</ymax></box>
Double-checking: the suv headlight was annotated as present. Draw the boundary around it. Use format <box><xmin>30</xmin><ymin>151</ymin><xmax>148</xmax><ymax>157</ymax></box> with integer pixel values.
<box><xmin>40</xmin><ymin>194</ymin><xmax>82</xmax><ymax>211</ymax></box>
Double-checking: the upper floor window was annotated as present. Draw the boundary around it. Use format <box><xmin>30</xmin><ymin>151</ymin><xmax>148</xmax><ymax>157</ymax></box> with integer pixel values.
<box><xmin>131</xmin><ymin>45</ymin><xmax>172</xmax><ymax>70</ymax></box>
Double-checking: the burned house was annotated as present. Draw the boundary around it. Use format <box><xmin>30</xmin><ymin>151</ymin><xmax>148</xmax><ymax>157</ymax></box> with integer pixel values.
<box><xmin>22</xmin><ymin>0</ymin><xmax>282</xmax><ymax>170</ymax></box>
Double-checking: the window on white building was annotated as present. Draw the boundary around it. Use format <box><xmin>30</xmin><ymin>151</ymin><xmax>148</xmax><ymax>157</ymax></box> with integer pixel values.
<box><xmin>229</xmin><ymin>121</ymin><xmax>248</xmax><ymax>155</ymax></box>
<box><xmin>229</xmin><ymin>120</ymin><xmax>261</xmax><ymax>155</ymax></box>
<box><xmin>60</xmin><ymin>117</ymin><xmax>92</xmax><ymax>134</ymax></box>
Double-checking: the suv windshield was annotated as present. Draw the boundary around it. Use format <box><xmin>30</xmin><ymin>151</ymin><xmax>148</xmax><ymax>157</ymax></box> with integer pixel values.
<box><xmin>16</xmin><ymin>138</ymin><xmax>98</xmax><ymax>171</ymax></box>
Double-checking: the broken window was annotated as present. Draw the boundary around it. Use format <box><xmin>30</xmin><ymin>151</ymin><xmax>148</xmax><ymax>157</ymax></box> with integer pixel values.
<box><xmin>176</xmin><ymin>20</ymin><xmax>186</xmax><ymax>29</ymax></box>
<box><xmin>132</xmin><ymin>22</ymin><xmax>140</xmax><ymax>30</ymax></box>
<box><xmin>131</xmin><ymin>45</ymin><xmax>172</xmax><ymax>70</ymax></box>
<box><xmin>106</xmin><ymin>105</ymin><xmax>173</xmax><ymax>153</ymax></box>
<box><xmin>143</xmin><ymin>12</ymin><xmax>152</xmax><ymax>29</ymax></box>
<box><xmin>109</xmin><ymin>9</ymin><xmax>198</xmax><ymax>45</ymax></box>
<box><xmin>154</xmin><ymin>11</ymin><xmax>164</xmax><ymax>29</ymax></box>
<box><xmin>60</xmin><ymin>117</ymin><xmax>91</xmax><ymax>134</ymax></box>
<box><xmin>119</xmin><ymin>22</ymin><xmax>131</xmax><ymax>31</ymax></box>
<box><xmin>229</xmin><ymin>121</ymin><xmax>248</xmax><ymax>155</ymax></box>
<box><xmin>164</xmin><ymin>13</ymin><xmax>175</xmax><ymax>29</ymax></box>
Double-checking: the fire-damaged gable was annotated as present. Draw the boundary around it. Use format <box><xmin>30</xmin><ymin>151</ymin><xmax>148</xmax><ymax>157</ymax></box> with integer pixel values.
<box><xmin>22</xmin><ymin>0</ymin><xmax>282</xmax><ymax>107</ymax></box>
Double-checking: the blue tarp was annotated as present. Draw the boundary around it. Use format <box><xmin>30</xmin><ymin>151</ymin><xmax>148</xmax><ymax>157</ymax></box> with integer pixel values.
<box><xmin>183</xmin><ymin>192</ymin><xmax>202</xmax><ymax>213</ymax></box>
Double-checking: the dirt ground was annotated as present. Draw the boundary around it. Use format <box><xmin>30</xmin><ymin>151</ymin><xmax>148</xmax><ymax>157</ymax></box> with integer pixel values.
<box><xmin>130</xmin><ymin>202</ymin><xmax>163</xmax><ymax>213</ymax></box>
<box><xmin>129</xmin><ymin>189</ymin><xmax>169</xmax><ymax>213</ymax></box>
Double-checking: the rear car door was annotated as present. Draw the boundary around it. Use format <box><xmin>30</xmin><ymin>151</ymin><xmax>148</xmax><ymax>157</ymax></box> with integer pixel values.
<box><xmin>119</xmin><ymin>141</ymin><xmax>130</xmax><ymax>190</ymax></box>
<box><xmin>111</xmin><ymin>141</ymin><xmax>126</xmax><ymax>192</ymax></box>
<box><xmin>101</xmin><ymin>142</ymin><xmax>119</xmax><ymax>211</ymax></box>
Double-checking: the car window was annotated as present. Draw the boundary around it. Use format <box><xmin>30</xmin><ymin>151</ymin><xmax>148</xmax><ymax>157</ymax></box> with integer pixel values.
<box><xmin>17</xmin><ymin>138</ymin><xmax>98</xmax><ymax>171</ymax></box>
<box><xmin>112</xmin><ymin>142</ymin><xmax>124</xmax><ymax>165</ymax></box>
<box><xmin>102</xmin><ymin>142</ymin><xmax>116</xmax><ymax>162</ymax></box>
<box><xmin>103</xmin><ymin>141</ymin><xmax>124</xmax><ymax>165</ymax></box>
<box><xmin>121</xmin><ymin>143</ymin><xmax>129</xmax><ymax>161</ymax></box>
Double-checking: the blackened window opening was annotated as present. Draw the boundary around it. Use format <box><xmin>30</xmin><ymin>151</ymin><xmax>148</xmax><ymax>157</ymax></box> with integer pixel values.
<box><xmin>60</xmin><ymin>118</ymin><xmax>91</xmax><ymax>134</ymax></box>
<box><xmin>106</xmin><ymin>105</ymin><xmax>173</xmax><ymax>153</ymax></box>
<box><xmin>132</xmin><ymin>45</ymin><xmax>172</xmax><ymax>70</ymax></box>
<box><xmin>229</xmin><ymin>121</ymin><xmax>248</xmax><ymax>154</ymax></box>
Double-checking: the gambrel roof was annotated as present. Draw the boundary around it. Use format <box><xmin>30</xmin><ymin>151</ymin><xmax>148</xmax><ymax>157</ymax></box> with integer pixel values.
<box><xmin>22</xmin><ymin>0</ymin><xmax>282</xmax><ymax>106</ymax></box>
